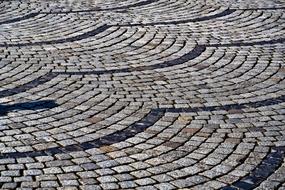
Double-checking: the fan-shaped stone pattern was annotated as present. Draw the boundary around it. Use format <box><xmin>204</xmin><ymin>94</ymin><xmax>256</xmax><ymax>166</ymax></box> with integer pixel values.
<box><xmin>0</xmin><ymin>0</ymin><xmax>284</xmax><ymax>189</ymax></box>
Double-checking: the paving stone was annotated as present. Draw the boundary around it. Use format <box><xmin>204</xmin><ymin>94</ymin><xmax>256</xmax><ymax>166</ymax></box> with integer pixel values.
<box><xmin>0</xmin><ymin>0</ymin><xmax>284</xmax><ymax>189</ymax></box>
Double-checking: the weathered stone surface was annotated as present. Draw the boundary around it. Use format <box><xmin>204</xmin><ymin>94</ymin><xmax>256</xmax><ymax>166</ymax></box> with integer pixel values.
<box><xmin>0</xmin><ymin>0</ymin><xmax>284</xmax><ymax>189</ymax></box>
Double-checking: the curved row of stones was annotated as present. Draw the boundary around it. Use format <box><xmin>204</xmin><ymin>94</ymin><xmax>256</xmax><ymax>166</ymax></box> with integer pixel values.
<box><xmin>0</xmin><ymin>0</ymin><xmax>285</xmax><ymax>189</ymax></box>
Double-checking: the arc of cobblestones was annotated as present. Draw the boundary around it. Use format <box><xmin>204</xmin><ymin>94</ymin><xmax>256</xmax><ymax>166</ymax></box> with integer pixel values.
<box><xmin>0</xmin><ymin>0</ymin><xmax>160</xmax><ymax>26</ymax></box>
<box><xmin>0</xmin><ymin>8</ymin><xmax>284</xmax><ymax>47</ymax></box>
<box><xmin>0</xmin><ymin>39</ymin><xmax>283</xmax><ymax>98</ymax></box>
<box><xmin>0</xmin><ymin>45</ymin><xmax>206</xmax><ymax>97</ymax></box>
<box><xmin>3</xmin><ymin>6</ymin><xmax>284</xmax><ymax>28</ymax></box>
<box><xmin>0</xmin><ymin>73</ymin><xmax>57</xmax><ymax>98</ymax></box>
<box><xmin>0</xmin><ymin>109</ymin><xmax>164</xmax><ymax>159</ymax></box>
<box><xmin>0</xmin><ymin>94</ymin><xmax>284</xmax><ymax>158</ymax></box>
<box><xmin>222</xmin><ymin>147</ymin><xmax>285</xmax><ymax>190</ymax></box>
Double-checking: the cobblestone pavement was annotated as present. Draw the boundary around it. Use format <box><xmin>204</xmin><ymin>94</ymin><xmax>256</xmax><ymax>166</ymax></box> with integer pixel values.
<box><xmin>0</xmin><ymin>0</ymin><xmax>285</xmax><ymax>189</ymax></box>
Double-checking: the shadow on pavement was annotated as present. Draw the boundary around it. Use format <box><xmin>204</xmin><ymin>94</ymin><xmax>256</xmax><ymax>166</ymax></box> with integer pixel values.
<box><xmin>0</xmin><ymin>100</ymin><xmax>58</xmax><ymax>116</ymax></box>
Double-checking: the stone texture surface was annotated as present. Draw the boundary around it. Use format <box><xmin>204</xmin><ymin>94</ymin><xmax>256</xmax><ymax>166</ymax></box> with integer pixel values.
<box><xmin>0</xmin><ymin>0</ymin><xmax>285</xmax><ymax>189</ymax></box>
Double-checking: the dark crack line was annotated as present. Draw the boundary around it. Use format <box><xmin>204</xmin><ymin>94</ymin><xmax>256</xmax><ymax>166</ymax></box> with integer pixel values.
<box><xmin>164</xmin><ymin>94</ymin><xmax>285</xmax><ymax>113</ymax></box>
<box><xmin>0</xmin><ymin>12</ymin><xmax>40</xmax><ymax>25</ymax></box>
<box><xmin>40</xmin><ymin>9</ymin><xmax>102</xmax><ymax>14</ymax></box>
<box><xmin>237</xmin><ymin>7</ymin><xmax>285</xmax><ymax>10</ymax></box>
<box><xmin>222</xmin><ymin>147</ymin><xmax>285</xmax><ymax>190</ymax></box>
<box><xmin>112</xmin><ymin>9</ymin><xmax>236</xmax><ymax>27</ymax></box>
<box><xmin>38</xmin><ymin>6</ymin><xmax>285</xmax><ymax>15</ymax></box>
<box><xmin>0</xmin><ymin>25</ymin><xmax>110</xmax><ymax>47</ymax></box>
<box><xmin>94</xmin><ymin>0</ymin><xmax>159</xmax><ymax>11</ymax></box>
<box><xmin>207</xmin><ymin>38</ymin><xmax>285</xmax><ymax>47</ymax></box>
